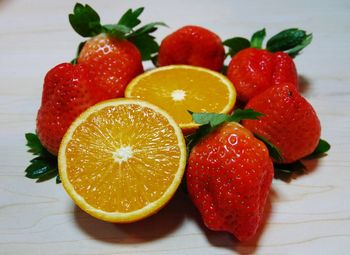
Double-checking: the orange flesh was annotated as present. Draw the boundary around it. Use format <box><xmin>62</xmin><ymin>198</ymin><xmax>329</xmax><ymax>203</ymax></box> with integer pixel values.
<box><xmin>64</xmin><ymin>104</ymin><xmax>181</xmax><ymax>213</ymax></box>
<box><xmin>127</xmin><ymin>68</ymin><xmax>234</xmax><ymax>125</ymax></box>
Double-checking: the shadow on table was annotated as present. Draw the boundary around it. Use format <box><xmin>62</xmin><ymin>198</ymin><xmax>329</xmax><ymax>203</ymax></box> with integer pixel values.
<box><xmin>298</xmin><ymin>74</ymin><xmax>312</xmax><ymax>95</ymax></box>
<box><xmin>74</xmin><ymin>186</ymin><xmax>273</xmax><ymax>254</ymax></box>
<box><xmin>274</xmin><ymin>157</ymin><xmax>321</xmax><ymax>183</ymax></box>
<box><xmin>74</xmin><ymin>190</ymin><xmax>188</xmax><ymax>244</ymax></box>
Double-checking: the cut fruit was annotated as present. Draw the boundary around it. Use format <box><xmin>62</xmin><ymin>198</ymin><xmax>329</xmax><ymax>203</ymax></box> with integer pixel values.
<box><xmin>58</xmin><ymin>99</ymin><xmax>186</xmax><ymax>223</ymax></box>
<box><xmin>125</xmin><ymin>65</ymin><xmax>236</xmax><ymax>133</ymax></box>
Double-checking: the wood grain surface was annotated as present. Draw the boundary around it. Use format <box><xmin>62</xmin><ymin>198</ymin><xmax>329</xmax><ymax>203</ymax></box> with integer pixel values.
<box><xmin>1</xmin><ymin>0</ymin><xmax>349</xmax><ymax>254</ymax></box>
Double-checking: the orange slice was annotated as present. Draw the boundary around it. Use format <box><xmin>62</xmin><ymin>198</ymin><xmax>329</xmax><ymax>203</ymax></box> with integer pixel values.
<box><xmin>125</xmin><ymin>65</ymin><xmax>236</xmax><ymax>133</ymax></box>
<box><xmin>58</xmin><ymin>99</ymin><xmax>186</xmax><ymax>223</ymax></box>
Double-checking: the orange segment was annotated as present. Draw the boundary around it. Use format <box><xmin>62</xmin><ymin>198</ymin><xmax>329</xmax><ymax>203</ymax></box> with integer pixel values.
<box><xmin>125</xmin><ymin>65</ymin><xmax>236</xmax><ymax>131</ymax></box>
<box><xmin>58</xmin><ymin>99</ymin><xmax>186</xmax><ymax>222</ymax></box>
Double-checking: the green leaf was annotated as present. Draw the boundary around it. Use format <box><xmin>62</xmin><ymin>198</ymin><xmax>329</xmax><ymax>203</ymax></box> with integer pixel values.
<box><xmin>190</xmin><ymin>109</ymin><xmax>263</xmax><ymax>127</ymax></box>
<box><xmin>36</xmin><ymin>168</ymin><xmax>58</xmax><ymax>183</ymax></box>
<box><xmin>151</xmin><ymin>54</ymin><xmax>158</xmax><ymax>67</ymax></box>
<box><xmin>117</xmin><ymin>7</ymin><xmax>144</xmax><ymax>29</ymax></box>
<box><xmin>102</xmin><ymin>24</ymin><xmax>131</xmax><ymax>39</ymax></box>
<box><xmin>187</xmin><ymin>109</ymin><xmax>263</xmax><ymax>155</ymax></box>
<box><xmin>29</xmin><ymin>156</ymin><xmax>43</xmax><ymax>164</ymax></box>
<box><xmin>221</xmin><ymin>65</ymin><xmax>228</xmax><ymax>75</ymax></box>
<box><xmin>129</xmin><ymin>34</ymin><xmax>159</xmax><ymax>61</ymax></box>
<box><xmin>250</xmin><ymin>28</ymin><xmax>266</xmax><ymax>49</ymax></box>
<box><xmin>69</xmin><ymin>3</ymin><xmax>102</xmax><ymax>37</ymax></box>
<box><xmin>229</xmin><ymin>108</ymin><xmax>264</xmax><ymax>122</ymax></box>
<box><xmin>266</xmin><ymin>28</ymin><xmax>312</xmax><ymax>53</ymax></box>
<box><xmin>128</xmin><ymin>22</ymin><xmax>167</xmax><ymax>38</ymax></box>
<box><xmin>25</xmin><ymin>161</ymin><xmax>50</xmax><ymax>178</ymax></box>
<box><xmin>223</xmin><ymin>37</ymin><xmax>250</xmax><ymax>57</ymax></box>
<box><xmin>24</xmin><ymin>133</ymin><xmax>59</xmax><ymax>183</ymax></box>
<box><xmin>190</xmin><ymin>111</ymin><xmax>230</xmax><ymax>127</ymax></box>
<box><xmin>25</xmin><ymin>158</ymin><xmax>58</xmax><ymax>180</ymax></box>
<box><xmin>25</xmin><ymin>133</ymin><xmax>44</xmax><ymax>155</ymax></box>
<box><xmin>286</xmin><ymin>33</ymin><xmax>313</xmax><ymax>58</ymax></box>
<box><xmin>186</xmin><ymin>124</ymin><xmax>213</xmax><ymax>156</ymax></box>
<box><xmin>309</xmin><ymin>138</ymin><xmax>331</xmax><ymax>157</ymax></box>
<box><xmin>254</xmin><ymin>134</ymin><xmax>283</xmax><ymax>161</ymax></box>
<box><xmin>127</xmin><ymin>22</ymin><xmax>167</xmax><ymax>60</ymax></box>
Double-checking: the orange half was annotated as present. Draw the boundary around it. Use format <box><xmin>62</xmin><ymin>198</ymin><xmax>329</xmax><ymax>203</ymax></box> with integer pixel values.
<box><xmin>58</xmin><ymin>99</ymin><xmax>186</xmax><ymax>222</ymax></box>
<box><xmin>125</xmin><ymin>65</ymin><xmax>236</xmax><ymax>133</ymax></box>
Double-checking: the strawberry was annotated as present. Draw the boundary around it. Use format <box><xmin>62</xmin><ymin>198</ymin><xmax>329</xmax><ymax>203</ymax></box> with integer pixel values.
<box><xmin>78</xmin><ymin>34</ymin><xmax>143</xmax><ymax>98</ymax></box>
<box><xmin>186</xmin><ymin>111</ymin><xmax>274</xmax><ymax>241</ymax></box>
<box><xmin>35</xmin><ymin>4</ymin><xmax>166</xmax><ymax>155</ymax></box>
<box><xmin>24</xmin><ymin>4</ymin><xmax>166</xmax><ymax>182</ymax></box>
<box><xmin>227</xmin><ymin>48</ymin><xmax>297</xmax><ymax>102</ymax></box>
<box><xmin>157</xmin><ymin>25</ymin><xmax>225</xmax><ymax>71</ymax></box>
<box><xmin>224</xmin><ymin>28</ymin><xmax>312</xmax><ymax>103</ymax></box>
<box><xmin>36</xmin><ymin>63</ymin><xmax>109</xmax><ymax>155</ymax></box>
<box><xmin>242</xmin><ymin>83</ymin><xmax>321</xmax><ymax>163</ymax></box>
<box><xmin>69</xmin><ymin>4</ymin><xmax>166</xmax><ymax>98</ymax></box>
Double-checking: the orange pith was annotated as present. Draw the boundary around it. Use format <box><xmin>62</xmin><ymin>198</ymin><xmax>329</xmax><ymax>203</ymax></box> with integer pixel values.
<box><xmin>125</xmin><ymin>65</ymin><xmax>236</xmax><ymax>131</ymax></box>
<box><xmin>58</xmin><ymin>99</ymin><xmax>186</xmax><ymax>222</ymax></box>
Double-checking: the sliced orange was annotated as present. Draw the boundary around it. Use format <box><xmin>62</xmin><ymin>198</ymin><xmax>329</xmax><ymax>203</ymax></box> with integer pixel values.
<box><xmin>125</xmin><ymin>65</ymin><xmax>236</xmax><ymax>133</ymax></box>
<box><xmin>58</xmin><ymin>99</ymin><xmax>186</xmax><ymax>223</ymax></box>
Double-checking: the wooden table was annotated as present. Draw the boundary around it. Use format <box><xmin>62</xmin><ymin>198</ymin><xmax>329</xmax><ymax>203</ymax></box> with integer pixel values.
<box><xmin>1</xmin><ymin>0</ymin><xmax>349</xmax><ymax>254</ymax></box>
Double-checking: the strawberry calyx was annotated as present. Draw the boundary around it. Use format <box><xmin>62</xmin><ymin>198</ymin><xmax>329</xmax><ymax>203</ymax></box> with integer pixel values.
<box><xmin>223</xmin><ymin>28</ymin><xmax>312</xmax><ymax>58</ymax></box>
<box><xmin>25</xmin><ymin>133</ymin><xmax>60</xmax><ymax>184</ymax></box>
<box><xmin>186</xmin><ymin>109</ymin><xmax>268</xmax><ymax>155</ymax></box>
<box><xmin>69</xmin><ymin>3</ymin><xmax>167</xmax><ymax>61</ymax></box>
<box><xmin>187</xmin><ymin>109</ymin><xmax>283</xmax><ymax>162</ymax></box>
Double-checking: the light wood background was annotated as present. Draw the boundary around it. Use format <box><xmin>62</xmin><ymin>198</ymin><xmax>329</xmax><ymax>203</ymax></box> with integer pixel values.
<box><xmin>1</xmin><ymin>0</ymin><xmax>349</xmax><ymax>254</ymax></box>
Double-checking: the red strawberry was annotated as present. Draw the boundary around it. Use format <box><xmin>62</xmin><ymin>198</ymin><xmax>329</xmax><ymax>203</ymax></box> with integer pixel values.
<box><xmin>242</xmin><ymin>83</ymin><xmax>321</xmax><ymax>163</ymax></box>
<box><xmin>78</xmin><ymin>34</ymin><xmax>143</xmax><ymax>98</ymax></box>
<box><xmin>157</xmin><ymin>25</ymin><xmax>225</xmax><ymax>71</ymax></box>
<box><xmin>36</xmin><ymin>63</ymin><xmax>109</xmax><ymax>155</ymax></box>
<box><xmin>224</xmin><ymin>28</ymin><xmax>312</xmax><ymax>103</ymax></box>
<box><xmin>186</xmin><ymin>121</ymin><xmax>274</xmax><ymax>241</ymax></box>
<box><xmin>69</xmin><ymin>4</ymin><xmax>166</xmax><ymax>97</ymax></box>
<box><xmin>227</xmin><ymin>48</ymin><xmax>297</xmax><ymax>102</ymax></box>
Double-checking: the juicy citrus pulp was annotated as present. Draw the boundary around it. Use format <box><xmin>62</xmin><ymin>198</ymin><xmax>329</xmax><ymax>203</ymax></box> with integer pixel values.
<box><xmin>125</xmin><ymin>65</ymin><xmax>236</xmax><ymax>132</ymax></box>
<box><xmin>58</xmin><ymin>99</ymin><xmax>186</xmax><ymax>222</ymax></box>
